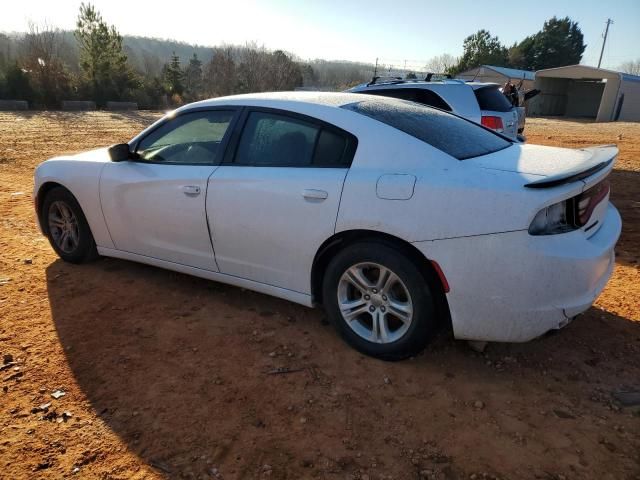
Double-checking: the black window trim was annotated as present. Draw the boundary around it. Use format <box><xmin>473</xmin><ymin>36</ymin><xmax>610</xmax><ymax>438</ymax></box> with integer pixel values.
<box><xmin>222</xmin><ymin>106</ymin><xmax>358</xmax><ymax>168</ymax></box>
<box><xmin>128</xmin><ymin>106</ymin><xmax>242</xmax><ymax>166</ymax></box>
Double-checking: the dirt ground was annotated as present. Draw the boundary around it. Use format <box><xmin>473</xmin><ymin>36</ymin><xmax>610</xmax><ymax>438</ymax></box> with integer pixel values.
<box><xmin>0</xmin><ymin>113</ymin><xmax>638</xmax><ymax>480</ymax></box>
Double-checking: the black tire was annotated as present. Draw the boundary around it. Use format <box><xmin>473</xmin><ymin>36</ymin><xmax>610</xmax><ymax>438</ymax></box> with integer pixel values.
<box><xmin>322</xmin><ymin>241</ymin><xmax>437</xmax><ymax>361</ymax></box>
<box><xmin>41</xmin><ymin>187</ymin><xmax>99</xmax><ymax>264</ymax></box>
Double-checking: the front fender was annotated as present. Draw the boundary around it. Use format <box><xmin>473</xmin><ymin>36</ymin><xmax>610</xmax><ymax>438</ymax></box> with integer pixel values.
<box><xmin>34</xmin><ymin>157</ymin><xmax>114</xmax><ymax>249</ymax></box>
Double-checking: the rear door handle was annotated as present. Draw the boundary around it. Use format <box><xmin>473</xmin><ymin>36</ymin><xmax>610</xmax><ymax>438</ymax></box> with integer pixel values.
<box><xmin>302</xmin><ymin>189</ymin><xmax>328</xmax><ymax>201</ymax></box>
<box><xmin>182</xmin><ymin>185</ymin><xmax>201</xmax><ymax>196</ymax></box>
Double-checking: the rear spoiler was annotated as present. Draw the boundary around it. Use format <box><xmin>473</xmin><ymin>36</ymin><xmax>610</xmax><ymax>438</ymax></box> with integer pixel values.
<box><xmin>524</xmin><ymin>145</ymin><xmax>617</xmax><ymax>189</ymax></box>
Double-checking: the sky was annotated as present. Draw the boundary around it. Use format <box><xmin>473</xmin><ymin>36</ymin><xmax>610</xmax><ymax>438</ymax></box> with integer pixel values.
<box><xmin>3</xmin><ymin>0</ymin><xmax>639</xmax><ymax>70</ymax></box>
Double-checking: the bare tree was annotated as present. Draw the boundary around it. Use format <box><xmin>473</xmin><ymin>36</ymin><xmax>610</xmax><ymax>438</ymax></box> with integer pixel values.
<box><xmin>267</xmin><ymin>50</ymin><xmax>302</xmax><ymax>90</ymax></box>
<box><xmin>236</xmin><ymin>43</ymin><xmax>268</xmax><ymax>92</ymax></box>
<box><xmin>424</xmin><ymin>54</ymin><xmax>457</xmax><ymax>74</ymax></box>
<box><xmin>618</xmin><ymin>59</ymin><xmax>640</xmax><ymax>76</ymax></box>
<box><xmin>205</xmin><ymin>46</ymin><xmax>236</xmax><ymax>97</ymax></box>
<box><xmin>142</xmin><ymin>50</ymin><xmax>162</xmax><ymax>77</ymax></box>
<box><xmin>23</xmin><ymin>21</ymin><xmax>70</xmax><ymax>106</ymax></box>
<box><xmin>304</xmin><ymin>59</ymin><xmax>373</xmax><ymax>90</ymax></box>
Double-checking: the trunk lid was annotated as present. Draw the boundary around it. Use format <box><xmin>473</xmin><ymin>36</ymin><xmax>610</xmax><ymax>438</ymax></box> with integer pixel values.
<box><xmin>470</xmin><ymin>143</ymin><xmax>617</xmax><ymax>237</ymax></box>
<box><xmin>470</xmin><ymin>144</ymin><xmax>617</xmax><ymax>186</ymax></box>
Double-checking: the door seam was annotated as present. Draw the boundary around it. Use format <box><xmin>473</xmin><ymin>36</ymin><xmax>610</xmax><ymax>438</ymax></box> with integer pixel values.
<box><xmin>333</xmin><ymin>168</ymin><xmax>350</xmax><ymax>234</ymax></box>
<box><xmin>98</xmin><ymin>163</ymin><xmax>117</xmax><ymax>249</ymax></box>
<box><xmin>205</xmin><ymin>165</ymin><xmax>222</xmax><ymax>271</ymax></box>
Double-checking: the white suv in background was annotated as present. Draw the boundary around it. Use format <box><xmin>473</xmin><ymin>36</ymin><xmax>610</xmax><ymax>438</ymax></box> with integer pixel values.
<box><xmin>348</xmin><ymin>78</ymin><xmax>522</xmax><ymax>140</ymax></box>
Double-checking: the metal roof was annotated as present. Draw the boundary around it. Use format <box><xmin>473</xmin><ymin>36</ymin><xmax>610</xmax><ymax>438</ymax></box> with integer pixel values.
<box><xmin>479</xmin><ymin>65</ymin><xmax>536</xmax><ymax>81</ymax></box>
<box><xmin>537</xmin><ymin>64</ymin><xmax>640</xmax><ymax>83</ymax></box>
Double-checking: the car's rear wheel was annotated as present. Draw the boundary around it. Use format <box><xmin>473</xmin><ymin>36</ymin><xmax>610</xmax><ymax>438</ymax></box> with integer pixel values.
<box><xmin>322</xmin><ymin>242</ymin><xmax>437</xmax><ymax>360</ymax></box>
<box><xmin>42</xmin><ymin>187</ymin><xmax>98</xmax><ymax>264</ymax></box>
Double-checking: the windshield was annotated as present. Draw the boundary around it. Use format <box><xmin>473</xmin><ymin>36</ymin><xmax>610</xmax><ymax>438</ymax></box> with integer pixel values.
<box><xmin>341</xmin><ymin>97</ymin><xmax>512</xmax><ymax>160</ymax></box>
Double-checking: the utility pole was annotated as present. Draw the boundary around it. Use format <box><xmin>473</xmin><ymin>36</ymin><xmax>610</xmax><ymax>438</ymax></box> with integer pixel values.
<box><xmin>373</xmin><ymin>57</ymin><xmax>378</xmax><ymax>77</ymax></box>
<box><xmin>598</xmin><ymin>18</ymin><xmax>613</xmax><ymax>68</ymax></box>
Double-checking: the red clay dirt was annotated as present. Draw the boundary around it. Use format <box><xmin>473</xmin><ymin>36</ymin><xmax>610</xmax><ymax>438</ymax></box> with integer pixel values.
<box><xmin>0</xmin><ymin>113</ymin><xmax>638</xmax><ymax>480</ymax></box>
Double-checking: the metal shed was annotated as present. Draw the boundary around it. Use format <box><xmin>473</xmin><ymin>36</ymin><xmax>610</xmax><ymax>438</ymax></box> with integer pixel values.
<box><xmin>529</xmin><ymin>65</ymin><xmax>640</xmax><ymax>122</ymax></box>
<box><xmin>456</xmin><ymin>65</ymin><xmax>536</xmax><ymax>90</ymax></box>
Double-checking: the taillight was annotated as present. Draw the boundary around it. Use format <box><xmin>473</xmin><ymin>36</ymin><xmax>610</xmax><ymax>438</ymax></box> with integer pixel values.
<box><xmin>528</xmin><ymin>178</ymin><xmax>610</xmax><ymax>235</ymax></box>
<box><xmin>528</xmin><ymin>200</ymin><xmax>574</xmax><ymax>235</ymax></box>
<box><xmin>481</xmin><ymin>115</ymin><xmax>504</xmax><ymax>132</ymax></box>
<box><xmin>576</xmin><ymin>179</ymin><xmax>610</xmax><ymax>226</ymax></box>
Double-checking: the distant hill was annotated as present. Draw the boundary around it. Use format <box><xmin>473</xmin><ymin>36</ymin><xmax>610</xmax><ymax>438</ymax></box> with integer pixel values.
<box><xmin>0</xmin><ymin>31</ymin><xmax>378</xmax><ymax>88</ymax></box>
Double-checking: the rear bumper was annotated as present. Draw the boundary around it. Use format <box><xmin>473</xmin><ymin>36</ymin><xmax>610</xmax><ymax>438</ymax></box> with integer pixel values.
<box><xmin>414</xmin><ymin>203</ymin><xmax>621</xmax><ymax>342</ymax></box>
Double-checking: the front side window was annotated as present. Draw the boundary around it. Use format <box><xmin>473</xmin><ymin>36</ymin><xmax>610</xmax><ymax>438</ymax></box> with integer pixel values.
<box><xmin>136</xmin><ymin>110</ymin><xmax>234</xmax><ymax>164</ymax></box>
<box><xmin>234</xmin><ymin>111</ymin><xmax>356</xmax><ymax>167</ymax></box>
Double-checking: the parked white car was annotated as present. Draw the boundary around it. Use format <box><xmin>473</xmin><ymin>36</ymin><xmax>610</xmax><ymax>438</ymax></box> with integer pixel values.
<box><xmin>34</xmin><ymin>92</ymin><xmax>621</xmax><ymax>359</ymax></box>
<box><xmin>348</xmin><ymin>78</ymin><xmax>522</xmax><ymax>139</ymax></box>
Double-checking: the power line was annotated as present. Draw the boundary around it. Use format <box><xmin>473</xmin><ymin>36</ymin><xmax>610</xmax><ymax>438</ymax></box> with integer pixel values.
<box><xmin>598</xmin><ymin>18</ymin><xmax>613</xmax><ymax>68</ymax></box>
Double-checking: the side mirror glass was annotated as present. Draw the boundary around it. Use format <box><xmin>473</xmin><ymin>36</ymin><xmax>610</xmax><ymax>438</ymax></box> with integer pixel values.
<box><xmin>108</xmin><ymin>143</ymin><xmax>135</xmax><ymax>162</ymax></box>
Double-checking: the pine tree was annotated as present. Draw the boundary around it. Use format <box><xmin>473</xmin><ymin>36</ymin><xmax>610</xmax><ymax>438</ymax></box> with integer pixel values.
<box><xmin>75</xmin><ymin>2</ymin><xmax>136</xmax><ymax>104</ymax></box>
<box><xmin>163</xmin><ymin>52</ymin><xmax>184</xmax><ymax>96</ymax></box>
<box><xmin>510</xmin><ymin>17</ymin><xmax>585</xmax><ymax>71</ymax></box>
<box><xmin>184</xmin><ymin>53</ymin><xmax>203</xmax><ymax>100</ymax></box>
<box><xmin>451</xmin><ymin>30</ymin><xmax>508</xmax><ymax>74</ymax></box>
<box><xmin>5</xmin><ymin>62</ymin><xmax>33</xmax><ymax>100</ymax></box>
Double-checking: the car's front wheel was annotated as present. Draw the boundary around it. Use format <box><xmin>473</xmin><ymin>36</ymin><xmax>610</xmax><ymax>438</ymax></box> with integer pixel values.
<box><xmin>42</xmin><ymin>187</ymin><xmax>98</xmax><ymax>264</ymax></box>
<box><xmin>322</xmin><ymin>242</ymin><xmax>437</xmax><ymax>360</ymax></box>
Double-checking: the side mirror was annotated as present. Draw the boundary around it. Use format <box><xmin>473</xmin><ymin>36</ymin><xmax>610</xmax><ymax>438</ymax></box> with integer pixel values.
<box><xmin>108</xmin><ymin>143</ymin><xmax>135</xmax><ymax>162</ymax></box>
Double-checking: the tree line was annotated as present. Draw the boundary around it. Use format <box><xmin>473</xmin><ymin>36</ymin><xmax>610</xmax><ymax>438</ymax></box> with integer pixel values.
<box><xmin>428</xmin><ymin>17</ymin><xmax>636</xmax><ymax>78</ymax></box>
<box><xmin>1</xmin><ymin>7</ymin><xmax>637</xmax><ymax>109</ymax></box>
<box><xmin>0</xmin><ymin>4</ymin><xmax>313</xmax><ymax>108</ymax></box>
<box><xmin>449</xmin><ymin>17</ymin><xmax>586</xmax><ymax>75</ymax></box>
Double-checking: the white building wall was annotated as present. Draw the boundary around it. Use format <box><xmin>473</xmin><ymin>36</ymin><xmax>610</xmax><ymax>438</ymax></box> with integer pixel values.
<box><xmin>618</xmin><ymin>78</ymin><xmax>640</xmax><ymax>121</ymax></box>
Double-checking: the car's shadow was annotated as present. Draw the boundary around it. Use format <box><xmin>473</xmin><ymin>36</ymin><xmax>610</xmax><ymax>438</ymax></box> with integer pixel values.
<box><xmin>46</xmin><ymin>257</ymin><xmax>640</xmax><ymax>478</ymax></box>
<box><xmin>610</xmin><ymin>168</ymin><xmax>640</xmax><ymax>268</ymax></box>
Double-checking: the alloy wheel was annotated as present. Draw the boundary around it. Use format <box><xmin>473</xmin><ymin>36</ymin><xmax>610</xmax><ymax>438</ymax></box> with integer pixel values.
<box><xmin>48</xmin><ymin>200</ymin><xmax>80</xmax><ymax>254</ymax></box>
<box><xmin>337</xmin><ymin>262</ymin><xmax>414</xmax><ymax>344</ymax></box>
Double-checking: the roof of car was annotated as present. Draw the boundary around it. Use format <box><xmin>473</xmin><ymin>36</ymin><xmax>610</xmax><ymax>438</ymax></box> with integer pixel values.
<box><xmin>182</xmin><ymin>91</ymin><xmax>369</xmax><ymax>110</ymax></box>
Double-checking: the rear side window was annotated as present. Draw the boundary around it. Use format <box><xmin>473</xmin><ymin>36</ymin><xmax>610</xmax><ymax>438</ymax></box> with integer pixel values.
<box><xmin>233</xmin><ymin>111</ymin><xmax>357</xmax><ymax>167</ymax></box>
<box><xmin>342</xmin><ymin>98</ymin><xmax>511</xmax><ymax>160</ymax></box>
<box><xmin>360</xmin><ymin>88</ymin><xmax>452</xmax><ymax>111</ymax></box>
<box><xmin>474</xmin><ymin>86</ymin><xmax>512</xmax><ymax>112</ymax></box>
<box><xmin>235</xmin><ymin>112</ymin><xmax>317</xmax><ymax>166</ymax></box>
<box><xmin>314</xmin><ymin>130</ymin><xmax>348</xmax><ymax>166</ymax></box>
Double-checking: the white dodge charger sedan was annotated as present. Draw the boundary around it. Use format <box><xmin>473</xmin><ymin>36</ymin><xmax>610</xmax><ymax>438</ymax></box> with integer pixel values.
<box><xmin>34</xmin><ymin>92</ymin><xmax>621</xmax><ymax>360</ymax></box>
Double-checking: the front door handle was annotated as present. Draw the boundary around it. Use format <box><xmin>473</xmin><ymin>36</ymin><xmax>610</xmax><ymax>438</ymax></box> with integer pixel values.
<box><xmin>182</xmin><ymin>185</ymin><xmax>201</xmax><ymax>196</ymax></box>
<box><xmin>302</xmin><ymin>189</ymin><xmax>328</xmax><ymax>201</ymax></box>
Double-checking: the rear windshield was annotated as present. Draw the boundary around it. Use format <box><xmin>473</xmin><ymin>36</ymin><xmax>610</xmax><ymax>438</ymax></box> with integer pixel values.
<box><xmin>341</xmin><ymin>98</ymin><xmax>512</xmax><ymax>160</ymax></box>
<box><xmin>357</xmin><ymin>88</ymin><xmax>452</xmax><ymax>111</ymax></box>
<box><xmin>474</xmin><ymin>86</ymin><xmax>513</xmax><ymax>112</ymax></box>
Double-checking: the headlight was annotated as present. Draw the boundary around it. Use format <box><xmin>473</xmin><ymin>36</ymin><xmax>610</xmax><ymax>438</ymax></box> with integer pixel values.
<box><xmin>528</xmin><ymin>201</ymin><xmax>576</xmax><ymax>235</ymax></box>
